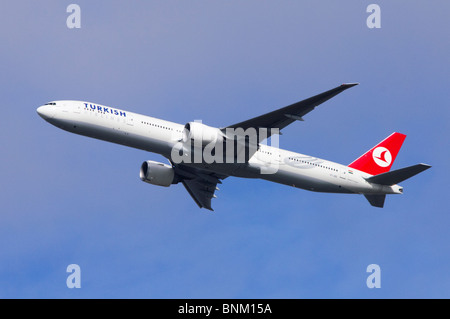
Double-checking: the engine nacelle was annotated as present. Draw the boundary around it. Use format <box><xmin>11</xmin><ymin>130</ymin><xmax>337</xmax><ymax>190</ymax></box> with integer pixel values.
<box><xmin>182</xmin><ymin>122</ymin><xmax>224</xmax><ymax>146</ymax></box>
<box><xmin>139</xmin><ymin>160</ymin><xmax>176</xmax><ymax>187</ymax></box>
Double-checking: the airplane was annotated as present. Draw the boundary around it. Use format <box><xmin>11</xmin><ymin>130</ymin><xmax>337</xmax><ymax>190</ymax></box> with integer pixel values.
<box><xmin>36</xmin><ymin>83</ymin><xmax>431</xmax><ymax>210</ymax></box>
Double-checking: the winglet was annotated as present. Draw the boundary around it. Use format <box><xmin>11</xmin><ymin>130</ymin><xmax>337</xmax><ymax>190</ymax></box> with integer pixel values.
<box><xmin>341</xmin><ymin>83</ymin><xmax>359</xmax><ymax>88</ymax></box>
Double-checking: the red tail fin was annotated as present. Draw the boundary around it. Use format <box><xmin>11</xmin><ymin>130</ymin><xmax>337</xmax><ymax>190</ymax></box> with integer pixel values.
<box><xmin>348</xmin><ymin>132</ymin><xmax>406</xmax><ymax>175</ymax></box>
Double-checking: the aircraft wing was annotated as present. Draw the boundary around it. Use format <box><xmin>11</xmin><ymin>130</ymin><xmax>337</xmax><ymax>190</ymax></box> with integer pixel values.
<box><xmin>224</xmin><ymin>83</ymin><xmax>358</xmax><ymax>139</ymax></box>
<box><xmin>172</xmin><ymin>163</ymin><xmax>227</xmax><ymax>211</ymax></box>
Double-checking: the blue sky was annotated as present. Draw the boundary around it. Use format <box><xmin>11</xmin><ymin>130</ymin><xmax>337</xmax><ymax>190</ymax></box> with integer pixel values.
<box><xmin>0</xmin><ymin>1</ymin><xmax>449</xmax><ymax>298</ymax></box>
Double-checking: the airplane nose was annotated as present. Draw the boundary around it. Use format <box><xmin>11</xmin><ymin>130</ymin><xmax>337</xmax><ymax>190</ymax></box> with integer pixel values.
<box><xmin>36</xmin><ymin>105</ymin><xmax>55</xmax><ymax>120</ymax></box>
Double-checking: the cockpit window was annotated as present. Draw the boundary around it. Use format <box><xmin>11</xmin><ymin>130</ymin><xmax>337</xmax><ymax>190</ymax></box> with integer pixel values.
<box><xmin>44</xmin><ymin>102</ymin><xmax>56</xmax><ymax>106</ymax></box>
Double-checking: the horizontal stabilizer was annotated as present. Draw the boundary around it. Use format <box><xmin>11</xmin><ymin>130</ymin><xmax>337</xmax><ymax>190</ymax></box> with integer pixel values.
<box><xmin>364</xmin><ymin>194</ymin><xmax>386</xmax><ymax>208</ymax></box>
<box><xmin>366</xmin><ymin>163</ymin><xmax>431</xmax><ymax>186</ymax></box>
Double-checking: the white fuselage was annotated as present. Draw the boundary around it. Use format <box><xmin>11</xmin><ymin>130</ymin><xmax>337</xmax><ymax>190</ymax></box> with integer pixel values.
<box><xmin>37</xmin><ymin>101</ymin><xmax>401</xmax><ymax>196</ymax></box>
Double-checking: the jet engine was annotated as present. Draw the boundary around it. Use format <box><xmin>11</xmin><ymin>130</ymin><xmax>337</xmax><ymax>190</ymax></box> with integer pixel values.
<box><xmin>182</xmin><ymin>122</ymin><xmax>224</xmax><ymax>145</ymax></box>
<box><xmin>139</xmin><ymin>160</ymin><xmax>176</xmax><ymax>187</ymax></box>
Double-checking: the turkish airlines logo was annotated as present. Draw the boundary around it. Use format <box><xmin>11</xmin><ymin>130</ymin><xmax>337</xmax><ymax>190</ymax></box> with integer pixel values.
<box><xmin>372</xmin><ymin>147</ymin><xmax>392</xmax><ymax>167</ymax></box>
